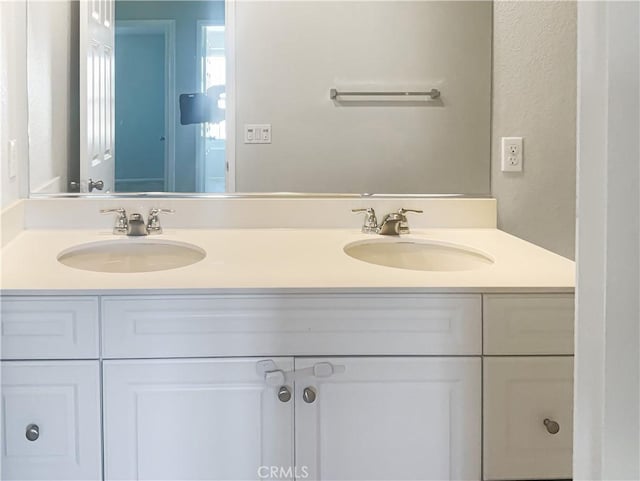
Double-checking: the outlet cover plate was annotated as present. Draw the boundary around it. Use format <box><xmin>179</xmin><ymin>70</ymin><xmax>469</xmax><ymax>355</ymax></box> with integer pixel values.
<box><xmin>501</xmin><ymin>137</ymin><xmax>523</xmax><ymax>172</ymax></box>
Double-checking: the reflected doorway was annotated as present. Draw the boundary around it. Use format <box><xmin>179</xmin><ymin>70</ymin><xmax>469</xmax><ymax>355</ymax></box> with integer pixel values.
<box><xmin>114</xmin><ymin>20</ymin><xmax>175</xmax><ymax>192</ymax></box>
<box><xmin>197</xmin><ymin>24</ymin><xmax>227</xmax><ymax>193</ymax></box>
<box><xmin>112</xmin><ymin>0</ymin><xmax>226</xmax><ymax>193</ymax></box>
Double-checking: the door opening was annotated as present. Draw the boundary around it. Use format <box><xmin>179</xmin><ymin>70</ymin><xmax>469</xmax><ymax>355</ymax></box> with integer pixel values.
<box><xmin>114</xmin><ymin>20</ymin><xmax>175</xmax><ymax>192</ymax></box>
<box><xmin>196</xmin><ymin>23</ymin><xmax>227</xmax><ymax>193</ymax></box>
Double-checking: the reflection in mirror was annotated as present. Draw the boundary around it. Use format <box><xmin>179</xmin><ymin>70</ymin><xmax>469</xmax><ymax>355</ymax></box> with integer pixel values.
<box><xmin>113</xmin><ymin>2</ymin><xmax>226</xmax><ymax>193</ymax></box>
<box><xmin>27</xmin><ymin>0</ymin><xmax>492</xmax><ymax>195</ymax></box>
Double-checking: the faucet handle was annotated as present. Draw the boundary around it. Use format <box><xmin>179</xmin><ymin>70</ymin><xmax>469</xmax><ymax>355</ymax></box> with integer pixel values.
<box><xmin>100</xmin><ymin>208</ymin><xmax>128</xmax><ymax>235</ymax></box>
<box><xmin>397</xmin><ymin>208</ymin><xmax>423</xmax><ymax>234</ymax></box>
<box><xmin>147</xmin><ymin>208</ymin><xmax>175</xmax><ymax>234</ymax></box>
<box><xmin>352</xmin><ymin>208</ymin><xmax>378</xmax><ymax>234</ymax></box>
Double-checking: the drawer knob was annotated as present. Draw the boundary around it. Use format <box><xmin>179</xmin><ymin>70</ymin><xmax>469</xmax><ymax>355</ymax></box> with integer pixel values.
<box><xmin>25</xmin><ymin>424</ymin><xmax>40</xmax><ymax>441</ymax></box>
<box><xmin>278</xmin><ymin>386</ymin><xmax>292</xmax><ymax>403</ymax></box>
<box><xmin>543</xmin><ymin>418</ymin><xmax>560</xmax><ymax>434</ymax></box>
<box><xmin>303</xmin><ymin>387</ymin><xmax>317</xmax><ymax>404</ymax></box>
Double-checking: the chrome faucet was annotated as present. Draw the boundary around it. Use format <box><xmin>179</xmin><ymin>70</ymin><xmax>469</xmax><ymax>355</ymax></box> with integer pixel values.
<box><xmin>352</xmin><ymin>207</ymin><xmax>423</xmax><ymax>236</ymax></box>
<box><xmin>126</xmin><ymin>213</ymin><xmax>147</xmax><ymax>236</ymax></box>
<box><xmin>377</xmin><ymin>212</ymin><xmax>404</xmax><ymax>235</ymax></box>
<box><xmin>101</xmin><ymin>207</ymin><xmax>175</xmax><ymax>236</ymax></box>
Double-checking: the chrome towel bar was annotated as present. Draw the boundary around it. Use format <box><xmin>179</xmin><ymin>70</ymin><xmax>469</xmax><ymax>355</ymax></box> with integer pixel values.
<box><xmin>329</xmin><ymin>88</ymin><xmax>441</xmax><ymax>100</ymax></box>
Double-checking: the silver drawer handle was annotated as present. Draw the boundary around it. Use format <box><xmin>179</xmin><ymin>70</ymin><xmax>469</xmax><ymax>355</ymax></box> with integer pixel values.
<box><xmin>278</xmin><ymin>386</ymin><xmax>292</xmax><ymax>403</ymax></box>
<box><xmin>543</xmin><ymin>418</ymin><xmax>560</xmax><ymax>434</ymax></box>
<box><xmin>26</xmin><ymin>424</ymin><xmax>40</xmax><ymax>441</ymax></box>
<box><xmin>303</xmin><ymin>387</ymin><xmax>317</xmax><ymax>404</ymax></box>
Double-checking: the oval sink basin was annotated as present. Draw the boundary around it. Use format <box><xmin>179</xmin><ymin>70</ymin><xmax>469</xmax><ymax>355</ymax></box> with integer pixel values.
<box><xmin>344</xmin><ymin>239</ymin><xmax>494</xmax><ymax>272</ymax></box>
<box><xmin>57</xmin><ymin>239</ymin><xmax>206</xmax><ymax>273</ymax></box>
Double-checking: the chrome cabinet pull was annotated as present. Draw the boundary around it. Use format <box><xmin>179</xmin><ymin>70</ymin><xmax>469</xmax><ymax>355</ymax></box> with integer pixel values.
<box><xmin>25</xmin><ymin>424</ymin><xmax>40</xmax><ymax>441</ymax></box>
<box><xmin>543</xmin><ymin>418</ymin><xmax>560</xmax><ymax>434</ymax></box>
<box><xmin>278</xmin><ymin>386</ymin><xmax>292</xmax><ymax>403</ymax></box>
<box><xmin>303</xmin><ymin>387</ymin><xmax>317</xmax><ymax>404</ymax></box>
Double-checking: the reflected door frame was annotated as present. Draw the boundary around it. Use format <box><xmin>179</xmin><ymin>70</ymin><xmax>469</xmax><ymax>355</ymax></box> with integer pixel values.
<box><xmin>225</xmin><ymin>0</ymin><xmax>236</xmax><ymax>192</ymax></box>
<box><xmin>195</xmin><ymin>4</ymin><xmax>236</xmax><ymax>193</ymax></box>
<box><xmin>115</xmin><ymin>19</ymin><xmax>176</xmax><ymax>192</ymax></box>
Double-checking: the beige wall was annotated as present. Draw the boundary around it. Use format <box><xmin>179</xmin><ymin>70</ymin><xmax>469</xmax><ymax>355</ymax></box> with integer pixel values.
<box><xmin>1</xmin><ymin>0</ymin><xmax>29</xmax><ymax>209</ymax></box>
<box><xmin>27</xmin><ymin>0</ymin><xmax>79</xmax><ymax>194</ymax></box>
<box><xmin>492</xmin><ymin>1</ymin><xmax>577</xmax><ymax>259</ymax></box>
<box><xmin>235</xmin><ymin>1</ymin><xmax>492</xmax><ymax>194</ymax></box>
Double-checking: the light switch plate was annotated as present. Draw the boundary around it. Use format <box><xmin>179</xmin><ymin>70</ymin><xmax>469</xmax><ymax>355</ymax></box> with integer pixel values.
<box><xmin>501</xmin><ymin>137</ymin><xmax>523</xmax><ymax>172</ymax></box>
<box><xmin>244</xmin><ymin>124</ymin><xmax>271</xmax><ymax>144</ymax></box>
<box><xmin>8</xmin><ymin>139</ymin><xmax>17</xmax><ymax>179</ymax></box>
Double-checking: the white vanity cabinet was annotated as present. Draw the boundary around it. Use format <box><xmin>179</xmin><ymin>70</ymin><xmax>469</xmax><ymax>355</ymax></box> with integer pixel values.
<box><xmin>99</xmin><ymin>294</ymin><xmax>483</xmax><ymax>481</ymax></box>
<box><xmin>482</xmin><ymin>294</ymin><xmax>575</xmax><ymax>481</ymax></box>
<box><xmin>0</xmin><ymin>297</ymin><xmax>99</xmax><ymax>359</ymax></box>
<box><xmin>295</xmin><ymin>357</ymin><xmax>481</xmax><ymax>481</ymax></box>
<box><xmin>102</xmin><ymin>356</ymin><xmax>480</xmax><ymax>481</ymax></box>
<box><xmin>1</xmin><ymin>297</ymin><xmax>102</xmax><ymax>481</ymax></box>
<box><xmin>483</xmin><ymin>357</ymin><xmax>573</xmax><ymax>481</ymax></box>
<box><xmin>103</xmin><ymin>358</ymin><xmax>295</xmax><ymax>481</ymax></box>
<box><xmin>0</xmin><ymin>361</ymin><xmax>102</xmax><ymax>481</ymax></box>
<box><xmin>0</xmin><ymin>292</ymin><xmax>574</xmax><ymax>481</ymax></box>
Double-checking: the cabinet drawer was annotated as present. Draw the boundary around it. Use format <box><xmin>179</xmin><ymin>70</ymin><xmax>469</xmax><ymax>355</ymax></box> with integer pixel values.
<box><xmin>1</xmin><ymin>297</ymin><xmax>100</xmax><ymax>359</ymax></box>
<box><xmin>102</xmin><ymin>294</ymin><xmax>482</xmax><ymax>358</ymax></box>
<box><xmin>483</xmin><ymin>357</ymin><xmax>573</xmax><ymax>481</ymax></box>
<box><xmin>483</xmin><ymin>294</ymin><xmax>574</xmax><ymax>355</ymax></box>
<box><xmin>1</xmin><ymin>361</ymin><xmax>102</xmax><ymax>480</ymax></box>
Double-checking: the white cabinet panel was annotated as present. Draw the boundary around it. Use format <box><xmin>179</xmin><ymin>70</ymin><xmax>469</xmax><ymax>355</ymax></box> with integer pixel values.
<box><xmin>483</xmin><ymin>294</ymin><xmax>574</xmax><ymax>355</ymax></box>
<box><xmin>103</xmin><ymin>358</ymin><xmax>294</xmax><ymax>480</ymax></box>
<box><xmin>295</xmin><ymin>357</ymin><xmax>481</xmax><ymax>481</ymax></box>
<box><xmin>102</xmin><ymin>294</ymin><xmax>481</xmax><ymax>358</ymax></box>
<box><xmin>1</xmin><ymin>297</ymin><xmax>99</xmax><ymax>359</ymax></box>
<box><xmin>1</xmin><ymin>361</ymin><xmax>102</xmax><ymax>481</ymax></box>
<box><xmin>483</xmin><ymin>357</ymin><xmax>573</xmax><ymax>480</ymax></box>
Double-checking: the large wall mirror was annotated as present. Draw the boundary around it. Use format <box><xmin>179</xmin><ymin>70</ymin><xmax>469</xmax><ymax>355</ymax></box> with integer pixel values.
<box><xmin>26</xmin><ymin>0</ymin><xmax>492</xmax><ymax>196</ymax></box>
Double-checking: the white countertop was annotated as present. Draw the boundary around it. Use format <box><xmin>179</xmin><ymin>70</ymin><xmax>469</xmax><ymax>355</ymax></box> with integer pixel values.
<box><xmin>0</xmin><ymin>228</ymin><xmax>575</xmax><ymax>295</ymax></box>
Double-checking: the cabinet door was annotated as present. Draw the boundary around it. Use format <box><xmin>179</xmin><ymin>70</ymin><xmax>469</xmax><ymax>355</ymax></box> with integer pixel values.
<box><xmin>1</xmin><ymin>361</ymin><xmax>102</xmax><ymax>481</ymax></box>
<box><xmin>104</xmin><ymin>358</ymin><xmax>294</xmax><ymax>480</ymax></box>
<box><xmin>295</xmin><ymin>357</ymin><xmax>481</xmax><ymax>481</ymax></box>
<box><xmin>483</xmin><ymin>357</ymin><xmax>573</xmax><ymax>480</ymax></box>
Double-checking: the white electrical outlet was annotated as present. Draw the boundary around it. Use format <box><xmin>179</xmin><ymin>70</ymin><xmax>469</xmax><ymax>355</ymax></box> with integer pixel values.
<box><xmin>244</xmin><ymin>124</ymin><xmax>271</xmax><ymax>144</ymax></box>
<box><xmin>8</xmin><ymin>139</ymin><xmax>17</xmax><ymax>179</ymax></box>
<box><xmin>501</xmin><ymin>137</ymin><xmax>523</xmax><ymax>172</ymax></box>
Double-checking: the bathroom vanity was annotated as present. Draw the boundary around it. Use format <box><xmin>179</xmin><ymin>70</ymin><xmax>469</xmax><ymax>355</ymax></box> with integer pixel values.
<box><xmin>0</xmin><ymin>198</ymin><xmax>575</xmax><ymax>481</ymax></box>
<box><xmin>2</xmin><ymin>0</ymin><xmax>581</xmax><ymax>477</ymax></box>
